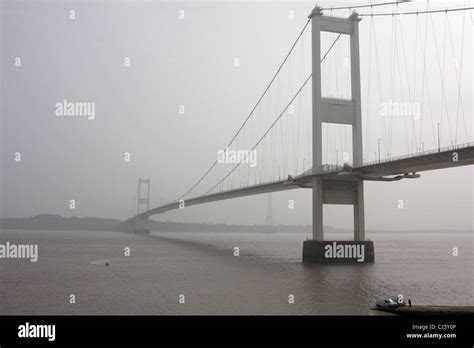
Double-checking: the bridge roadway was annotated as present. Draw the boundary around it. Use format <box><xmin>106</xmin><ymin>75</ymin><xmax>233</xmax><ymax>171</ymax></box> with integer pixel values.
<box><xmin>129</xmin><ymin>143</ymin><xmax>474</xmax><ymax>222</ymax></box>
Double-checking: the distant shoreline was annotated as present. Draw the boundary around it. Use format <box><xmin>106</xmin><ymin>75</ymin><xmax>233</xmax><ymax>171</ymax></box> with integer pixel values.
<box><xmin>0</xmin><ymin>214</ymin><xmax>472</xmax><ymax>234</ymax></box>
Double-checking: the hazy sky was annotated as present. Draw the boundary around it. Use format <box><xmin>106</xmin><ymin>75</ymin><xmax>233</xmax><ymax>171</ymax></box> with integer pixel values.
<box><xmin>1</xmin><ymin>0</ymin><xmax>473</xmax><ymax>231</ymax></box>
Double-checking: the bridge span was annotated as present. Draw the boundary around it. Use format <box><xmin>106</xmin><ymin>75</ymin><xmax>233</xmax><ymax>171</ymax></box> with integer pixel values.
<box><xmin>130</xmin><ymin>143</ymin><xmax>473</xmax><ymax>220</ymax></box>
<box><xmin>129</xmin><ymin>142</ymin><xmax>474</xmax><ymax>262</ymax></box>
<box><xmin>127</xmin><ymin>4</ymin><xmax>474</xmax><ymax>263</ymax></box>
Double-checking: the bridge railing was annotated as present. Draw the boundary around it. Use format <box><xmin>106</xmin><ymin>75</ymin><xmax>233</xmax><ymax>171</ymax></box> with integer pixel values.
<box><xmin>358</xmin><ymin>142</ymin><xmax>474</xmax><ymax>168</ymax></box>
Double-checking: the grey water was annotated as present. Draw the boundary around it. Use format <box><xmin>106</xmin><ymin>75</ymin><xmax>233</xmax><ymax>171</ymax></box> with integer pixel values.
<box><xmin>0</xmin><ymin>229</ymin><xmax>472</xmax><ymax>315</ymax></box>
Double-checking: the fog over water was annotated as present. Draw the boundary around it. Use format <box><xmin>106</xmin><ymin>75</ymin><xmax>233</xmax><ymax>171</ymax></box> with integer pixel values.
<box><xmin>1</xmin><ymin>0</ymin><xmax>472</xmax><ymax>232</ymax></box>
<box><xmin>1</xmin><ymin>0</ymin><xmax>473</xmax><ymax>326</ymax></box>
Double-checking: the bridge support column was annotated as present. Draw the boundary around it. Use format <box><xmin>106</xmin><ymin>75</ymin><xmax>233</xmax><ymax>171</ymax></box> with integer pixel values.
<box><xmin>353</xmin><ymin>181</ymin><xmax>365</xmax><ymax>241</ymax></box>
<box><xmin>312</xmin><ymin>177</ymin><xmax>324</xmax><ymax>241</ymax></box>
<box><xmin>310</xmin><ymin>6</ymin><xmax>324</xmax><ymax>242</ymax></box>
<box><xmin>134</xmin><ymin>178</ymin><xmax>151</xmax><ymax>235</ymax></box>
<box><xmin>303</xmin><ymin>7</ymin><xmax>373</xmax><ymax>263</ymax></box>
<box><xmin>304</xmin><ymin>179</ymin><xmax>374</xmax><ymax>263</ymax></box>
<box><xmin>350</xmin><ymin>9</ymin><xmax>366</xmax><ymax>243</ymax></box>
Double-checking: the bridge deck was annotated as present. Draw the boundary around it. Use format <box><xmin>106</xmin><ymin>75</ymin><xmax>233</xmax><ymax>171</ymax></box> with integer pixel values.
<box><xmin>130</xmin><ymin>143</ymin><xmax>474</xmax><ymax>221</ymax></box>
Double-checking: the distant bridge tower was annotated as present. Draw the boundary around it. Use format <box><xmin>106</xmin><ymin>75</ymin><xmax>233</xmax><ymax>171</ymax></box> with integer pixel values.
<box><xmin>304</xmin><ymin>7</ymin><xmax>374</xmax><ymax>262</ymax></box>
<box><xmin>135</xmin><ymin>178</ymin><xmax>151</xmax><ymax>234</ymax></box>
<box><xmin>265</xmin><ymin>193</ymin><xmax>275</xmax><ymax>226</ymax></box>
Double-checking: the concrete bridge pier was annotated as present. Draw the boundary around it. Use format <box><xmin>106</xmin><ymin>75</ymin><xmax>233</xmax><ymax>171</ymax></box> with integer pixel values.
<box><xmin>303</xmin><ymin>7</ymin><xmax>374</xmax><ymax>263</ymax></box>
<box><xmin>303</xmin><ymin>178</ymin><xmax>374</xmax><ymax>263</ymax></box>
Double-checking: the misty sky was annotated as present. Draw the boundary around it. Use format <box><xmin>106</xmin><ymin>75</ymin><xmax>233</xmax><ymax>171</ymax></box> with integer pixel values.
<box><xmin>1</xmin><ymin>0</ymin><xmax>473</xmax><ymax>231</ymax></box>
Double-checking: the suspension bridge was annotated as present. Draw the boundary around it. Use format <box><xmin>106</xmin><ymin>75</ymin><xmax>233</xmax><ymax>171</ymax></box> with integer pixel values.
<box><xmin>126</xmin><ymin>2</ymin><xmax>474</xmax><ymax>263</ymax></box>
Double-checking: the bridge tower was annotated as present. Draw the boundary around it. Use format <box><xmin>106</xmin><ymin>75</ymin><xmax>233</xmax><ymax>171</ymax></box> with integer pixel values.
<box><xmin>135</xmin><ymin>178</ymin><xmax>151</xmax><ymax>235</ymax></box>
<box><xmin>304</xmin><ymin>6</ymin><xmax>374</xmax><ymax>263</ymax></box>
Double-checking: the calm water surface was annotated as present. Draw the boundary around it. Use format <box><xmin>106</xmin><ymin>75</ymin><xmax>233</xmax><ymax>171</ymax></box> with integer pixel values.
<box><xmin>0</xmin><ymin>229</ymin><xmax>472</xmax><ymax>315</ymax></box>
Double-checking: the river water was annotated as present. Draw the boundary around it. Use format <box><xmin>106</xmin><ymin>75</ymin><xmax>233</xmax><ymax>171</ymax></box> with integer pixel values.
<box><xmin>0</xmin><ymin>229</ymin><xmax>472</xmax><ymax>315</ymax></box>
